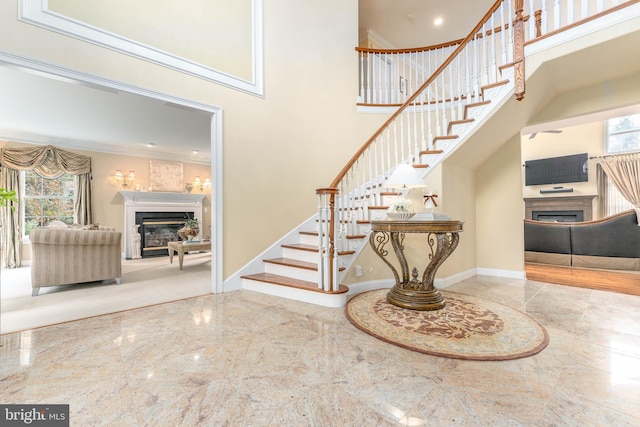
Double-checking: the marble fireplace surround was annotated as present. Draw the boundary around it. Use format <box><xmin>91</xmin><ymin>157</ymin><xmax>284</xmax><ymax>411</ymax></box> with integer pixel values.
<box><xmin>120</xmin><ymin>191</ymin><xmax>205</xmax><ymax>259</ymax></box>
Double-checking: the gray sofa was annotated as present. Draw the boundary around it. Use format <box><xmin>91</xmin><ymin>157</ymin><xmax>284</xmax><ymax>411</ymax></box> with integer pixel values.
<box><xmin>524</xmin><ymin>210</ymin><xmax>640</xmax><ymax>271</ymax></box>
<box><xmin>29</xmin><ymin>226</ymin><xmax>122</xmax><ymax>296</ymax></box>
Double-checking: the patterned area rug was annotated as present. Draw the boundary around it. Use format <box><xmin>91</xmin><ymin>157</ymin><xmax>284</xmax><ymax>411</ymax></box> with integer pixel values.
<box><xmin>345</xmin><ymin>289</ymin><xmax>549</xmax><ymax>361</ymax></box>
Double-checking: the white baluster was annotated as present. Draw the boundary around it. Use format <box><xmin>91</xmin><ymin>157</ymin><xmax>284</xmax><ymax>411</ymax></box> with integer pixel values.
<box><xmin>457</xmin><ymin>54</ymin><xmax>463</xmax><ymax>119</ymax></box>
<box><xmin>490</xmin><ymin>12</ymin><xmax>496</xmax><ymax>83</ymax></box>
<box><xmin>317</xmin><ymin>194</ymin><xmax>324</xmax><ymax>287</ymax></box>
<box><xmin>596</xmin><ymin>0</ymin><xmax>604</xmax><ymax>13</ymax></box>
<box><xmin>377</xmin><ymin>53</ymin><xmax>383</xmax><ymax>104</ymax></box>
<box><xmin>427</xmin><ymin>85</ymin><xmax>433</xmax><ymax>150</ymax></box>
<box><xmin>448</xmin><ymin>63</ymin><xmax>455</xmax><ymax>122</ymax></box>
<box><xmin>420</xmin><ymin>90</ymin><xmax>427</xmax><ymax>152</ymax></box>
<box><xmin>473</xmin><ymin>35</ymin><xmax>480</xmax><ymax>101</ymax></box>
<box><xmin>502</xmin><ymin>3</ymin><xmax>510</xmax><ymax>62</ymax></box>
<box><xmin>553</xmin><ymin>0</ymin><xmax>561</xmax><ymax>30</ymax></box>
<box><xmin>567</xmin><ymin>0</ymin><xmax>574</xmax><ymax>25</ymax></box>
<box><xmin>580</xmin><ymin>0</ymin><xmax>588</xmax><ymax>20</ymax></box>
<box><xmin>434</xmin><ymin>72</ymin><xmax>441</xmax><ymax>141</ymax></box>
<box><xmin>358</xmin><ymin>52</ymin><xmax>364</xmax><ymax>102</ymax></box>
<box><xmin>413</xmin><ymin>101</ymin><xmax>419</xmax><ymax>162</ymax></box>
<box><xmin>508</xmin><ymin>0</ymin><xmax>515</xmax><ymax>60</ymax></box>
<box><xmin>480</xmin><ymin>22</ymin><xmax>486</xmax><ymax>87</ymax></box>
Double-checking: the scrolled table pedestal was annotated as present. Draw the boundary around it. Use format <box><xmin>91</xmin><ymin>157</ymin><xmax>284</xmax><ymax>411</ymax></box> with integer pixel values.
<box><xmin>369</xmin><ymin>220</ymin><xmax>464</xmax><ymax>311</ymax></box>
<box><xmin>386</xmin><ymin>286</ymin><xmax>446</xmax><ymax>311</ymax></box>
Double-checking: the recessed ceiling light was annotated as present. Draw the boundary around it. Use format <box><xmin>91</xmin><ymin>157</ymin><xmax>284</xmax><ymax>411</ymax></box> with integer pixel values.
<box><xmin>192</xmin><ymin>150</ymin><xmax>199</xmax><ymax>154</ymax></box>
<box><xmin>434</xmin><ymin>17</ymin><xmax>443</xmax><ymax>26</ymax></box>
<box><xmin>146</xmin><ymin>143</ymin><xmax>155</xmax><ymax>148</ymax></box>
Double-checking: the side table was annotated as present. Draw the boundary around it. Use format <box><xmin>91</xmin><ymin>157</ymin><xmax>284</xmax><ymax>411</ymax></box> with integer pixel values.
<box><xmin>369</xmin><ymin>220</ymin><xmax>463</xmax><ymax>311</ymax></box>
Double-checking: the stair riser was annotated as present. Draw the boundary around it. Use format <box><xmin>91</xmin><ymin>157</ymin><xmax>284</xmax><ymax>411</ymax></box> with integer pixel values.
<box><xmin>282</xmin><ymin>247</ymin><xmax>318</xmax><ymax>263</ymax></box>
<box><xmin>299</xmin><ymin>234</ymin><xmax>318</xmax><ymax>246</ymax></box>
<box><xmin>264</xmin><ymin>263</ymin><xmax>318</xmax><ymax>282</ymax></box>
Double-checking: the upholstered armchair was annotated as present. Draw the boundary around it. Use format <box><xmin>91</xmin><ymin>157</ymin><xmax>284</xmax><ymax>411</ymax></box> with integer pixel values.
<box><xmin>29</xmin><ymin>226</ymin><xmax>122</xmax><ymax>296</ymax></box>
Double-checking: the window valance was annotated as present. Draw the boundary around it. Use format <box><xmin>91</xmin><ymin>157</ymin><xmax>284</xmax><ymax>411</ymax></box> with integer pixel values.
<box><xmin>1</xmin><ymin>145</ymin><xmax>91</xmax><ymax>178</ymax></box>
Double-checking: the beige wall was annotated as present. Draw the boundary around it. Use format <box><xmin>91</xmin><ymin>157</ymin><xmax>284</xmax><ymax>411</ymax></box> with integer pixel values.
<box><xmin>0</xmin><ymin>140</ymin><xmax>212</xmax><ymax>259</ymax></box>
<box><xmin>0</xmin><ymin>0</ymin><xmax>387</xmax><ymax>281</ymax></box>
<box><xmin>475</xmin><ymin>134</ymin><xmax>524</xmax><ymax>271</ymax></box>
<box><xmin>48</xmin><ymin>0</ymin><xmax>254</xmax><ymax>81</ymax></box>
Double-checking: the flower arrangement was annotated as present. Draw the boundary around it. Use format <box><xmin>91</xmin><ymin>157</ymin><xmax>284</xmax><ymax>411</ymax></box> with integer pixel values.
<box><xmin>184</xmin><ymin>213</ymin><xmax>199</xmax><ymax>228</ymax></box>
<box><xmin>388</xmin><ymin>198</ymin><xmax>413</xmax><ymax>213</ymax></box>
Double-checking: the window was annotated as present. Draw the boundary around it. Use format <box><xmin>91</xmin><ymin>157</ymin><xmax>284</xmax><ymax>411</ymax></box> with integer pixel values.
<box><xmin>605</xmin><ymin>177</ymin><xmax>634</xmax><ymax>217</ymax></box>
<box><xmin>606</xmin><ymin>113</ymin><xmax>640</xmax><ymax>154</ymax></box>
<box><xmin>23</xmin><ymin>171</ymin><xmax>75</xmax><ymax>235</ymax></box>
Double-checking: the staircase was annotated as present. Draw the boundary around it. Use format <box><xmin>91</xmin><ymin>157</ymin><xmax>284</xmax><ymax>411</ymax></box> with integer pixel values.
<box><xmin>240</xmin><ymin>0</ymin><xmax>640</xmax><ymax>307</ymax></box>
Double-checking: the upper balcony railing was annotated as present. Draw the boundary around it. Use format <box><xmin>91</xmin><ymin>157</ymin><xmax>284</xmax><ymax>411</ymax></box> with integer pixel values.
<box><xmin>357</xmin><ymin>0</ymin><xmax>635</xmax><ymax>107</ymax></box>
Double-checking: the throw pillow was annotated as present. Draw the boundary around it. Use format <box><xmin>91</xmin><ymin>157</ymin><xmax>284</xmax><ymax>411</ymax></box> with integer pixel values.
<box><xmin>46</xmin><ymin>219</ymin><xmax>68</xmax><ymax>229</ymax></box>
<box><xmin>82</xmin><ymin>223</ymin><xmax>100</xmax><ymax>230</ymax></box>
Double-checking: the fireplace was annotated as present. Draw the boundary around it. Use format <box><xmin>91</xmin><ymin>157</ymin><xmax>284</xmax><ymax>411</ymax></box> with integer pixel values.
<box><xmin>120</xmin><ymin>191</ymin><xmax>205</xmax><ymax>259</ymax></box>
<box><xmin>136</xmin><ymin>211</ymin><xmax>193</xmax><ymax>257</ymax></box>
<box><xmin>524</xmin><ymin>196</ymin><xmax>596</xmax><ymax>222</ymax></box>
<box><xmin>531</xmin><ymin>210</ymin><xmax>584</xmax><ymax>222</ymax></box>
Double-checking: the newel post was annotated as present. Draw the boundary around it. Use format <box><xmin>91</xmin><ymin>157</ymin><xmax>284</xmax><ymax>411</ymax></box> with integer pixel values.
<box><xmin>316</xmin><ymin>187</ymin><xmax>339</xmax><ymax>292</ymax></box>
<box><xmin>514</xmin><ymin>0</ymin><xmax>526</xmax><ymax>101</ymax></box>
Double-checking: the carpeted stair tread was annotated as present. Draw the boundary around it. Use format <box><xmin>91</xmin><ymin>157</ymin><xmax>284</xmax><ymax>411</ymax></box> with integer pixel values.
<box><xmin>242</xmin><ymin>273</ymin><xmax>348</xmax><ymax>294</ymax></box>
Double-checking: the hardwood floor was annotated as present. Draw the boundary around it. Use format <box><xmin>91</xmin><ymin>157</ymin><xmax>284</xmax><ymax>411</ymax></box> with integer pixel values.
<box><xmin>525</xmin><ymin>262</ymin><xmax>640</xmax><ymax>296</ymax></box>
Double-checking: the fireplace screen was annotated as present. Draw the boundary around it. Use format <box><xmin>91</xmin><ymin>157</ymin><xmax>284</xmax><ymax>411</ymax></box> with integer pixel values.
<box><xmin>135</xmin><ymin>211</ymin><xmax>193</xmax><ymax>258</ymax></box>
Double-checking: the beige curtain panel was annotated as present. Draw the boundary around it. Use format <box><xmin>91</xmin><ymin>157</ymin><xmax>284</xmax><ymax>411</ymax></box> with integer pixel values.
<box><xmin>1</xmin><ymin>144</ymin><xmax>91</xmax><ymax>178</ymax></box>
<box><xmin>600</xmin><ymin>153</ymin><xmax>640</xmax><ymax>223</ymax></box>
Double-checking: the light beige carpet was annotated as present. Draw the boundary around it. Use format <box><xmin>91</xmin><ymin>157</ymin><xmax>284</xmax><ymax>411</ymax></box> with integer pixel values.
<box><xmin>0</xmin><ymin>254</ymin><xmax>212</xmax><ymax>334</ymax></box>
<box><xmin>346</xmin><ymin>288</ymin><xmax>549</xmax><ymax>361</ymax></box>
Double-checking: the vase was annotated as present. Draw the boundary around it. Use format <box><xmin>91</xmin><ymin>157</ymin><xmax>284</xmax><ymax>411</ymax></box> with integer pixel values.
<box><xmin>178</xmin><ymin>226</ymin><xmax>199</xmax><ymax>241</ymax></box>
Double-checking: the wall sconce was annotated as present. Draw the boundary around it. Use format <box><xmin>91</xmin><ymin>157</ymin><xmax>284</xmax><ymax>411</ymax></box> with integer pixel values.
<box><xmin>193</xmin><ymin>176</ymin><xmax>211</xmax><ymax>191</ymax></box>
<box><xmin>114</xmin><ymin>170</ymin><xmax>136</xmax><ymax>188</ymax></box>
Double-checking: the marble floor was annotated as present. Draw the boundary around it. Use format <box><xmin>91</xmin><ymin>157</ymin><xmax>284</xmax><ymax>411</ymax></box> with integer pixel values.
<box><xmin>1</xmin><ymin>275</ymin><xmax>640</xmax><ymax>426</ymax></box>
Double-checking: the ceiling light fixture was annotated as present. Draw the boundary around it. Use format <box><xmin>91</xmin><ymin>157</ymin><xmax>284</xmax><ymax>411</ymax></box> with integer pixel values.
<box><xmin>434</xmin><ymin>17</ymin><xmax>443</xmax><ymax>26</ymax></box>
<box><xmin>146</xmin><ymin>143</ymin><xmax>155</xmax><ymax>148</ymax></box>
<box><xmin>192</xmin><ymin>150</ymin><xmax>199</xmax><ymax>154</ymax></box>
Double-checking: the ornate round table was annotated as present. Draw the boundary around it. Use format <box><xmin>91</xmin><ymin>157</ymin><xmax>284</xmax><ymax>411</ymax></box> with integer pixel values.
<box><xmin>369</xmin><ymin>219</ymin><xmax>464</xmax><ymax>311</ymax></box>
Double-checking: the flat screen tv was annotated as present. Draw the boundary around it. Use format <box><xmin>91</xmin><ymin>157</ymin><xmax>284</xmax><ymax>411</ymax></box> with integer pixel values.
<box><xmin>525</xmin><ymin>153</ymin><xmax>589</xmax><ymax>186</ymax></box>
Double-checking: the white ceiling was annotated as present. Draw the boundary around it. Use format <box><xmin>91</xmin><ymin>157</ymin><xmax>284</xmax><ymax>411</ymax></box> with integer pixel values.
<box><xmin>359</xmin><ymin>0</ymin><xmax>495</xmax><ymax>48</ymax></box>
<box><xmin>0</xmin><ymin>65</ymin><xmax>213</xmax><ymax>164</ymax></box>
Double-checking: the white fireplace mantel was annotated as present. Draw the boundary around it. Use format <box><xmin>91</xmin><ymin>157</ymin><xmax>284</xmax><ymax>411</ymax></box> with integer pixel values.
<box><xmin>120</xmin><ymin>191</ymin><xmax>205</xmax><ymax>259</ymax></box>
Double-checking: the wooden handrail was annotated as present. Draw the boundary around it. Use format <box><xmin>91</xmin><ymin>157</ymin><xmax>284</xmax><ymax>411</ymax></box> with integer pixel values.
<box><xmin>355</xmin><ymin>39</ymin><xmax>463</xmax><ymax>55</ymax></box>
<box><xmin>327</xmin><ymin>0</ymin><xmax>505</xmax><ymax>189</ymax></box>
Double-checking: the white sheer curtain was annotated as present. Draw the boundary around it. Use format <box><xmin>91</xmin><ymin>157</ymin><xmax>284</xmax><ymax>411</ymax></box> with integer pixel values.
<box><xmin>599</xmin><ymin>153</ymin><xmax>640</xmax><ymax>224</ymax></box>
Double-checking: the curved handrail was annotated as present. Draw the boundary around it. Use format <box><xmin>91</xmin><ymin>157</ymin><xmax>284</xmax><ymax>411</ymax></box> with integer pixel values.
<box><xmin>328</xmin><ymin>0</ymin><xmax>505</xmax><ymax>189</ymax></box>
<box><xmin>355</xmin><ymin>39</ymin><xmax>463</xmax><ymax>55</ymax></box>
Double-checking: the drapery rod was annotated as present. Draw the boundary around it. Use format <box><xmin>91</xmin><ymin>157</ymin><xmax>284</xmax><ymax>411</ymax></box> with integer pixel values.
<box><xmin>589</xmin><ymin>153</ymin><xmax>640</xmax><ymax>160</ymax></box>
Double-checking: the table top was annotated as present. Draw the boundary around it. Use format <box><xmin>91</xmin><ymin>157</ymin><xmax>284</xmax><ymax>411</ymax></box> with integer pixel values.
<box><xmin>168</xmin><ymin>240</ymin><xmax>212</xmax><ymax>251</ymax></box>
<box><xmin>371</xmin><ymin>219</ymin><xmax>464</xmax><ymax>233</ymax></box>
